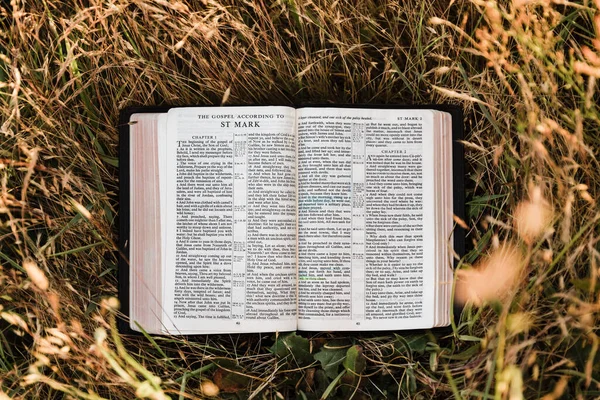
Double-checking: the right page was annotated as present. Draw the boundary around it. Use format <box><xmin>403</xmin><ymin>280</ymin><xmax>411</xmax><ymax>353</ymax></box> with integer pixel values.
<box><xmin>296</xmin><ymin>107</ymin><xmax>438</xmax><ymax>331</ymax></box>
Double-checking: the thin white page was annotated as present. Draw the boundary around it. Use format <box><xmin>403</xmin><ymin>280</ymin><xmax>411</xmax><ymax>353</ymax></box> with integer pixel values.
<box><xmin>162</xmin><ymin>106</ymin><xmax>298</xmax><ymax>334</ymax></box>
<box><xmin>433</xmin><ymin>111</ymin><xmax>441</xmax><ymax>328</ymax></box>
<box><xmin>296</xmin><ymin>108</ymin><xmax>436</xmax><ymax>331</ymax></box>
<box><xmin>443</xmin><ymin>112</ymin><xmax>453</xmax><ymax>327</ymax></box>
<box><xmin>129</xmin><ymin>113</ymin><xmax>164</xmax><ymax>333</ymax></box>
<box><xmin>158</xmin><ymin>113</ymin><xmax>168</xmax><ymax>288</ymax></box>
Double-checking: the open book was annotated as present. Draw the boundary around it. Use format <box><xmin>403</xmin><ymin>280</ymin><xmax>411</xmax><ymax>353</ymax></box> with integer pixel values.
<box><xmin>118</xmin><ymin>105</ymin><xmax>464</xmax><ymax>335</ymax></box>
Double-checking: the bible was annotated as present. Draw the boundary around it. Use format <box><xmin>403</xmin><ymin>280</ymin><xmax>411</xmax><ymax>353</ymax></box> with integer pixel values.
<box><xmin>118</xmin><ymin>105</ymin><xmax>464</xmax><ymax>335</ymax></box>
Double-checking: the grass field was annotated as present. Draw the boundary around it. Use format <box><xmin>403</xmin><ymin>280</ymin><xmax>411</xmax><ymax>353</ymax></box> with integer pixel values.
<box><xmin>1</xmin><ymin>0</ymin><xmax>599</xmax><ymax>398</ymax></box>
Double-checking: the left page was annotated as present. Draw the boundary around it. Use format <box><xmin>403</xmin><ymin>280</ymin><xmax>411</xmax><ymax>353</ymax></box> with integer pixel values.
<box><xmin>161</xmin><ymin>106</ymin><xmax>298</xmax><ymax>334</ymax></box>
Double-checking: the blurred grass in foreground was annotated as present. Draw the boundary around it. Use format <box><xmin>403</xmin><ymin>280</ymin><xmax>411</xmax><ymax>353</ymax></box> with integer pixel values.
<box><xmin>0</xmin><ymin>0</ymin><xmax>599</xmax><ymax>398</ymax></box>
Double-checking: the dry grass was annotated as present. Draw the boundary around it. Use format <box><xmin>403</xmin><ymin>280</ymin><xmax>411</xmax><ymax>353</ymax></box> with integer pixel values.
<box><xmin>0</xmin><ymin>0</ymin><xmax>599</xmax><ymax>398</ymax></box>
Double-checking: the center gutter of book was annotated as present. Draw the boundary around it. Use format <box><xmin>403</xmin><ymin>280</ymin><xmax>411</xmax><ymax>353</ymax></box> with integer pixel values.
<box><xmin>126</xmin><ymin>106</ymin><xmax>454</xmax><ymax>335</ymax></box>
